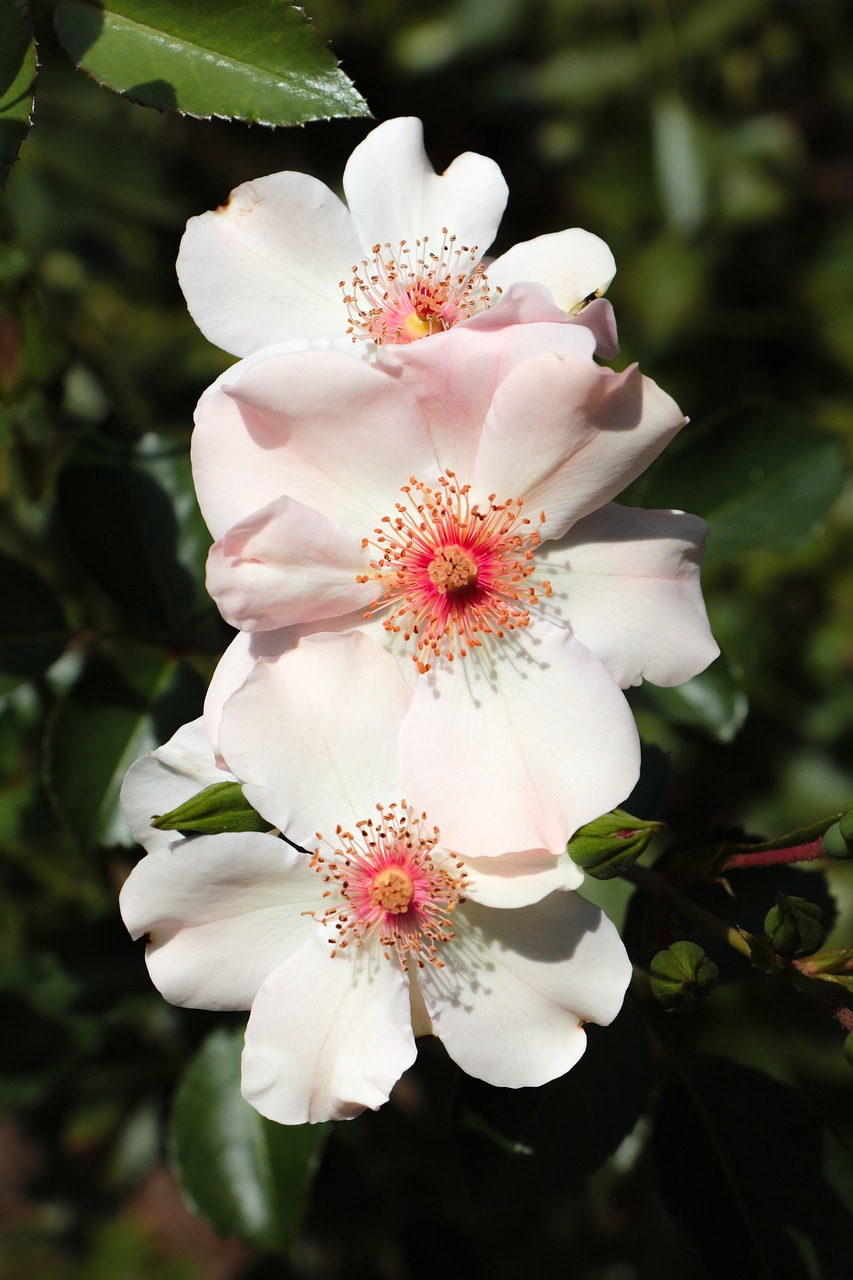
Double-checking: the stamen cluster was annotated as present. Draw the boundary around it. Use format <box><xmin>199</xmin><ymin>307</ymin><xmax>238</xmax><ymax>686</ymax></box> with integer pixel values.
<box><xmin>309</xmin><ymin>803</ymin><xmax>467</xmax><ymax>968</ymax></box>
<box><xmin>340</xmin><ymin>230</ymin><xmax>495</xmax><ymax>344</ymax></box>
<box><xmin>358</xmin><ymin>472</ymin><xmax>552</xmax><ymax>671</ymax></box>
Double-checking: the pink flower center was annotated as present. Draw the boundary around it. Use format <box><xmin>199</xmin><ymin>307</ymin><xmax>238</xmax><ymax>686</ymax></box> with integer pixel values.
<box><xmin>340</xmin><ymin>230</ymin><xmax>497</xmax><ymax>344</ymax></box>
<box><xmin>357</xmin><ymin>472</ymin><xmax>552</xmax><ymax>672</ymax></box>
<box><xmin>310</xmin><ymin>804</ymin><xmax>467</xmax><ymax>969</ymax></box>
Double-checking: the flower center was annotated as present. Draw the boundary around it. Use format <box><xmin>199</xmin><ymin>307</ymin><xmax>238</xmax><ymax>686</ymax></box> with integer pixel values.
<box><xmin>370</xmin><ymin>865</ymin><xmax>414</xmax><ymax>914</ymax></box>
<box><xmin>427</xmin><ymin>544</ymin><xmax>479</xmax><ymax>595</ymax></box>
<box><xmin>310</xmin><ymin>803</ymin><xmax>467</xmax><ymax>968</ymax></box>
<box><xmin>340</xmin><ymin>230</ymin><xmax>497</xmax><ymax>345</ymax></box>
<box><xmin>357</xmin><ymin>472</ymin><xmax>552</xmax><ymax>672</ymax></box>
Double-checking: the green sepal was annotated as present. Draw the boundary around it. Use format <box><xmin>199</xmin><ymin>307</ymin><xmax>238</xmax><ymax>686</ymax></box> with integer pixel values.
<box><xmin>567</xmin><ymin>808</ymin><xmax>663</xmax><ymax>880</ymax></box>
<box><xmin>649</xmin><ymin>941</ymin><xmax>719</xmax><ymax>1013</ymax></box>
<box><xmin>797</xmin><ymin>946</ymin><xmax>853</xmax><ymax>992</ymax></box>
<box><xmin>763</xmin><ymin>895</ymin><xmax>826</xmax><ymax>959</ymax></box>
<box><xmin>152</xmin><ymin>781</ymin><xmax>270</xmax><ymax>835</ymax></box>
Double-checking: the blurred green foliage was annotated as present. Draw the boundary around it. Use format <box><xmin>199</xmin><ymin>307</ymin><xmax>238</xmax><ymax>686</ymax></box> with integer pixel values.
<box><xmin>1</xmin><ymin>0</ymin><xmax>852</xmax><ymax>1277</ymax></box>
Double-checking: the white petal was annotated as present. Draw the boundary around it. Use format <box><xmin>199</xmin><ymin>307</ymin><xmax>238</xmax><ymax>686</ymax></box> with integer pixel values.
<box><xmin>419</xmin><ymin>891</ymin><xmax>631</xmax><ymax>1088</ymax></box>
<box><xmin>488</xmin><ymin>228</ymin><xmax>616</xmax><ymax>313</ymax></box>
<box><xmin>206</xmin><ymin>496</ymin><xmax>369</xmax><ymax>631</ymax></box>
<box><xmin>192</xmin><ymin>349</ymin><xmax>436</xmax><ymax>539</ymax></box>
<box><xmin>120</xmin><ymin>719</ymin><xmax>230</xmax><ymax>854</ymax></box>
<box><xmin>208</xmin><ymin>337</ymin><xmax>368</xmax><ymax>395</ymax></box>
<box><xmin>473</xmin><ymin>355</ymin><xmax>686</xmax><ymax>538</ymax></box>
<box><xmin>204</xmin><ymin>630</ymin><xmax>259</xmax><ymax>764</ymax></box>
<box><xmin>461</xmin><ymin>850</ymin><xmax>583</xmax><ymax>906</ymax></box>
<box><xmin>540</xmin><ymin>504</ymin><xmax>720</xmax><ymax>688</ymax></box>
<box><xmin>119</xmin><ymin>833</ymin><xmax>318</xmax><ymax>1009</ymax></box>
<box><xmin>176</xmin><ymin>172</ymin><xmax>363</xmax><ymax>356</ymax></box>
<box><xmin>399</xmin><ymin>615</ymin><xmax>640</xmax><ymax>857</ymax></box>
<box><xmin>219</xmin><ymin>632</ymin><xmax>410</xmax><ymax>846</ymax></box>
<box><xmin>203</xmin><ymin>619</ymin><xmax>400</xmax><ymax>769</ymax></box>
<box><xmin>343</xmin><ymin>117</ymin><xmax>508</xmax><ymax>259</ymax></box>
<box><xmin>241</xmin><ymin>935</ymin><xmax>416</xmax><ymax>1124</ymax></box>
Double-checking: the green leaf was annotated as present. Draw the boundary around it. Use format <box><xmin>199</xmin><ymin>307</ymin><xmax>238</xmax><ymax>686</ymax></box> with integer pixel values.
<box><xmin>57</xmin><ymin>433</ymin><xmax>217</xmax><ymax>643</ymax></box>
<box><xmin>630</xmin><ymin>403</ymin><xmax>844</xmax><ymax>565</ymax></box>
<box><xmin>455</xmin><ymin>1004</ymin><xmax>653</xmax><ymax>1212</ymax></box>
<box><xmin>653</xmin><ymin>1056</ymin><xmax>853</xmax><ymax>1279</ymax></box>
<box><xmin>152</xmin><ymin>780</ymin><xmax>270</xmax><ymax>834</ymax></box>
<box><xmin>53</xmin><ymin>0</ymin><xmax>370</xmax><ymax>125</ymax></box>
<box><xmin>169</xmin><ymin>1026</ymin><xmax>327</xmax><ymax>1250</ymax></box>
<box><xmin>0</xmin><ymin>550</ymin><xmax>67</xmax><ymax>693</ymax></box>
<box><xmin>44</xmin><ymin>645</ymin><xmax>204</xmax><ymax>850</ymax></box>
<box><xmin>0</xmin><ymin>0</ymin><xmax>36</xmax><ymax>188</ymax></box>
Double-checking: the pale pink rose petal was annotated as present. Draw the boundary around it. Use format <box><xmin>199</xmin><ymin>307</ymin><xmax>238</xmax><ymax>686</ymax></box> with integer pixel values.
<box><xmin>120</xmin><ymin>719</ymin><xmax>228</xmax><ymax>854</ymax></box>
<box><xmin>416</xmin><ymin>891</ymin><xmax>631</xmax><ymax>1087</ymax></box>
<box><xmin>204</xmin><ymin>629</ymin><xmax>258</xmax><ymax>764</ymax></box>
<box><xmin>192</xmin><ymin>350</ymin><xmax>437</xmax><ymax>539</ymax></box>
<box><xmin>472</xmin><ymin>355</ymin><xmax>686</xmax><ymax>538</ymax></box>
<box><xmin>398</xmin><ymin>615</ymin><xmax>640</xmax><ymax>858</ymax></box>
<box><xmin>462</xmin><ymin>850</ymin><xmax>583</xmax><ymax>906</ymax></box>
<box><xmin>452</xmin><ymin>283</ymin><xmax>619</xmax><ymax>359</ymax></box>
<box><xmin>205</xmin><ymin>496</ymin><xmax>369</xmax><ymax>631</ymax></box>
<box><xmin>219</xmin><ymin>632</ymin><xmax>411</xmax><ymax>847</ymax></box>
<box><xmin>539</xmin><ymin>503</ymin><xmax>720</xmax><ymax>688</ymax></box>
<box><xmin>241</xmin><ymin>934</ymin><xmax>416</xmax><ymax>1124</ymax></box>
<box><xmin>342</xmin><ymin>116</ymin><xmax>508</xmax><ymax>259</ymax></box>
<box><xmin>488</xmin><ymin>228</ymin><xmax>616</xmax><ymax>314</ymax></box>
<box><xmin>202</xmin><ymin>617</ymin><xmax>404</xmax><ymax>770</ymax></box>
<box><xmin>373</xmin><ymin>309</ymin><xmax>597</xmax><ymax>480</ymax></box>
<box><xmin>119</xmin><ymin>832</ymin><xmax>318</xmax><ymax>1010</ymax></box>
<box><xmin>176</xmin><ymin>172</ymin><xmax>363</xmax><ymax>356</ymax></box>
<box><xmin>209</xmin><ymin>337</ymin><xmax>361</xmax><ymax>393</ymax></box>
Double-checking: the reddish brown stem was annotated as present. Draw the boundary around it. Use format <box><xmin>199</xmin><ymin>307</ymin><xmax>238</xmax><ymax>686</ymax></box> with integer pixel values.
<box><xmin>723</xmin><ymin>838</ymin><xmax>826</xmax><ymax>870</ymax></box>
<box><xmin>834</xmin><ymin>1004</ymin><xmax>853</xmax><ymax>1034</ymax></box>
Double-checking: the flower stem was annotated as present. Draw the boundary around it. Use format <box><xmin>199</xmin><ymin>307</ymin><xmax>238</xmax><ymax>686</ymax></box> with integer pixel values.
<box><xmin>723</xmin><ymin>838</ymin><xmax>826</xmax><ymax>871</ymax></box>
<box><xmin>622</xmin><ymin>863</ymin><xmax>753</xmax><ymax>959</ymax></box>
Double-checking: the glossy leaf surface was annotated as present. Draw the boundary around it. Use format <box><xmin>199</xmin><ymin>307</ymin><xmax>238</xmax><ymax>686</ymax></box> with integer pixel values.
<box><xmin>53</xmin><ymin>0</ymin><xmax>369</xmax><ymax>124</ymax></box>
<box><xmin>170</xmin><ymin>1026</ymin><xmax>328</xmax><ymax>1250</ymax></box>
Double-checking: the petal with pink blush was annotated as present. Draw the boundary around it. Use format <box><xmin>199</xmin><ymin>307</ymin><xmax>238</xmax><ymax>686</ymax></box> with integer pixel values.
<box><xmin>205</xmin><ymin>496</ymin><xmax>369</xmax><ymax>631</ymax></box>
<box><xmin>464</xmin><ymin>283</ymin><xmax>618</xmax><ymax>359</ymax></box>
<box><xmin>539</xmin><ymin>503</ymin><xmax>720</xmax><ymax>688</ymax></box>
<box><xmin>472</xmin><ymin>355</ymin><xmax>686</xmax><ymax>538</ymax></box>
<box><xmin>418</xmin><ymin>892</ymin><xmax>631</xmax><ymax>1088</ymax></box>
<box><xmin>488</xmin><ymin>228</ymin><xmax>617</xmax><ymax>314</ymax></box>
<box><xmin>399</xmin><ymin>615</ymin><xmax>640</xmax><ymax>858</ymax></box>
<box><xmin>373</xmin><ymin>312</ymin><xmax>596</xmax><ymax>481</ymax></box>
<box><xmin>219</xmin><ymin>632</ymin><xmax>411</xmax><ymax>848</ymax></box>
<box><xmin>241</xmin><ymin>935</ymin><xmax>416</xmax><ymax>1124</ymax></box>
<box><xmin>177</xmin><ymin>172</ymin><xmax>363</xmax><ymax>357</ymax></box>
<box><xmin>192</xmin><ymin>350</ymin><xmax>437</xmax><ymax>538</ymax></box>
<box><xmin>342</xmin><ymin>117</ymin><xmax>508</xmax><ymax>259</ymax></box>
<box><xmin>119</xmin><ymin>833</ymin><xmax>317</xmax><ymax>1010</ymax></box>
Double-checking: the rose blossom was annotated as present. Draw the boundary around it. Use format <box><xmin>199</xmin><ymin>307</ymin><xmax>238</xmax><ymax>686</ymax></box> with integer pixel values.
<box><xmin>176</xmin><ymin>116</ymin><xmax>616</xmax><ymax>358</ymax></box>
<box><xmin>193</xmin><ymin>312</ymin><xmax>719</xmax><ymax>858</ymax></box>
<box><xmin>120</xmin><ymin>633</ymin><xmax>632</xmax><ymax>1125</ymax></box>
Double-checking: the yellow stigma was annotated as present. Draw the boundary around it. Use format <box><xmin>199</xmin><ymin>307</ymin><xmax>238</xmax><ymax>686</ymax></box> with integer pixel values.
<box><xmin>401</xmin><ymin>311</ymin><xmax>436</xmax><ymax>341</ymax></box>
<box><xmin>370</xmin><ymin>866</ymin><xmax>415</xmax><ymax>914</ymax></box>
